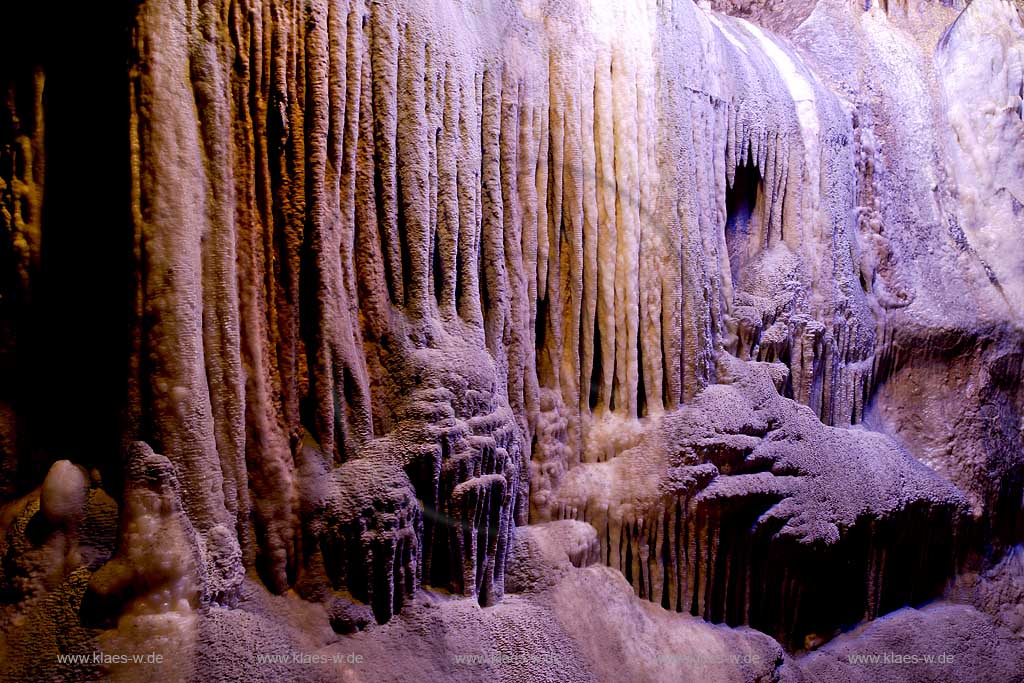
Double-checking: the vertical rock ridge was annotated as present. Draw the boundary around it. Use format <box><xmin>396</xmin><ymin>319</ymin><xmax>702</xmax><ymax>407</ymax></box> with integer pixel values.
<box><xmin>0</xmin><ymin>0</ymin><xmax>1020</xmax><ymax>665</ymax></box>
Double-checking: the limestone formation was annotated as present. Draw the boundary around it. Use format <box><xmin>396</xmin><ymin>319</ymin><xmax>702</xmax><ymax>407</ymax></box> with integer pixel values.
<box><xmin>0</xmin><ymin>0</ymin><xmax>1022</xmax><ymax>681</ymax></box>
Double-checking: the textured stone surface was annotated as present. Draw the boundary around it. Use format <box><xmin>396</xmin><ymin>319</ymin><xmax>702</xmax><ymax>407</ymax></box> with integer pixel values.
<box><xmin>0</xmin><ymin>0</ymin><xmax>1022</xmax><ymax>681</ymax></box>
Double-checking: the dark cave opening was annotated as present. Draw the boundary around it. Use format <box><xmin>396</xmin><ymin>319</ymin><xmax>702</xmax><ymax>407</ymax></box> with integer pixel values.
<box><xmin>1</xmin><ymin>2</ymin><xmax>136</xmax><ymax>495</ymax></box>
<box><xmin>725</xmin><ymin>158</ymin><xmax>764</xmax><ymax>293</ymax></box>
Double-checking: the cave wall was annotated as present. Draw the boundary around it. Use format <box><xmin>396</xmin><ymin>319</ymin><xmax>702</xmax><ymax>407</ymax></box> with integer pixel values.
<box><xmin>1</xmin><ymin>0</ymin><xmax>1023</xmax><ymax>678</ymax></box>
<box><xmin>115</xmin><ymin>0</ymin><xmax>891</xmax><ymax>616</ymax></box>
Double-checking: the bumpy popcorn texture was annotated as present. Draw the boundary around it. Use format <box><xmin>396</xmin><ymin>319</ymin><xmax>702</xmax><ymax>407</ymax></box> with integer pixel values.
<box><xmin>0</xmin><ymin>0</ymin><xmax>1022</xmax><ymax>681</ymax></box>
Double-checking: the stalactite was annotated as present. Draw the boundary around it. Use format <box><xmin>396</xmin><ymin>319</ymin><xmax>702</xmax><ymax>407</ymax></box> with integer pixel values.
<box><xmin>2</xmin><ymin>4</ymin><xmax>1020</xmax><ymax>676</ymax></box>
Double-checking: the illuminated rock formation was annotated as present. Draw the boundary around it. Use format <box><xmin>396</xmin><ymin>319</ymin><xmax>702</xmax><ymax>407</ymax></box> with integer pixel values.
<box><xmin>0</xmin><ymin>0</ymin><xmax>1022</xmax><ymax>681</ymax></box>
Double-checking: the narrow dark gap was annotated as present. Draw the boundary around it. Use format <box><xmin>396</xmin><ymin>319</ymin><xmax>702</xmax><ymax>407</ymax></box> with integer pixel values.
<box><xmin>372</xmin><ymin>187</ymin><xmax>395</xmax><ymax>305</ymax></box>
<box><xmin>690</xmin><ymin>519</ymin><xmax>701</xmax><ymax>616</ymax></box>
<box><xmin>454</xmin><ymin>172</ymin><xmax>466</xmax><ymax>313</ymax></box>
<box><xmin>725</xmin><ymin>157</ymin><xmax>763</xmax><ymax>293</ymax></box>
<box><xmin>661</xmin><ymin>305</ymin><xmax>671</xmax><ymax>409</ymax></box>
<box><xmin>608</xmin><ymin>358</ymin><xmax>617</xmax><ymax>413</ymax></box>
<box><xmin>432</xmin><ymin>127</ymin><xmax>443</xmax><ymax>306</ymax></box>
<box><xmin>605</xmin><ymin>518</ymin><xmax>611</xmax><ymax>567</ymax></box>
<box><xmin>710</xmin><ymin>521</ymin><xmax>728</xmax><ymax>623</ymax></box>
<box><xmin>319</xmin><ymin>536</ymin><xmax>341</xmax><ymax>590</ymax></box>
<box><xmin>408</xmin><ymin>454</ymin><xmax>437</xmax><ymax>584</ymax></box>
<box><xmin>661</xmin><ymin>511</ymin><xmax>671</xmax><ymax>610</ymax></box>
<box><xmin>396</xmin><ymin>157</ymin><xmax>413</xmax><ymax>308</ymax></box>
<box><xmin>403</xmin><ymin>540</ymin><xmax>414</xmax><ymax>605</ymax></box>
<box><xmin>535</xmin><ymin>294</ymin><xmax>548</xmax><ymax>359</ymax></box>
<box><xmin>391</xmin><ymin>538</ymin><xmax>405</xmax><ymax>615</ymax></box>
<box><xmin>474</xmin><ymin>493</ymin><xmax>488</xmax><ymax>599</ymax></box>
<box><xmin>731</xmin><ymin>514</ymin><xmax>751</xmax><ymax>625</ymax></box>
<box><xmin>432</xmin><ymin>222</ymin><xmax>443</xmax><ymax>306</ymax></box>
<box><xmin>371</xmin><ymin>541</ymin><xmax>393</xmax><ymax>622</ymax></box>
<box><xmin>477</xmin><ymin>68</ymin><xmax>490</xmax><ymax>324</ymax></box>
<box><xmin>429</xmin><ymin>504</ymin><xmax>453</xmax><ymax>591</ymax></box>
<box><xmin>779</xmin><ymin>345</ymin><xmax>794</xmax><ymax>399</ymax></box>
<box><xmin>372</xmin><ymin>125</ymin><xmax>396</xmax><ymax>304</ymax></box>
<box><xmin>264</xmin><ymin>32</ymin><xmax>304</xmax><ymax>442</ymax></box>
<box><xmin>637</xmin><ymin>535</ymin><xmax>647</xmax><ymax>599</ymax></box>
<box><xmin>636</xmin><ymin>333</ymin><xmax>647</xmax><ymax>418</ymax></box>
<box><xmin>624</xmin><ymin>536</ymin><xmax>633</xmax><ymax>587</ymax></box>
<box><xmin>298</xmin><ymin>95</ymin><xmax>325</xmax><ymax>451</ymax></box>
<box><xmin>676</xmin><ymin>500</ymin><xmax>685</xmax><ymax>613</ymax></box>
<box><xmin>395</xmin><ymin>38</ymin><xmax>412</xmax><ymax>310</ymax></box>
<box><xmin>589</xmin><ymin>316</ymin><xmax>602</xmax><ymax>411</ymax></box>
<box><xmin>461</xmin><ymin>507</ymin><xmax>474</xmax><ymax>593</ymax></box>
<box><xmin>859</xmin><ymin>266</ymin><xmax>872</xmax><ymax>293</ymax></box>
<box><xmin>478</xmin><ymin>230</ymin><xmax>489</xmax><ymax>325</ymax></box>
<box><xmin>339</xmin><ymin>365</ymin><xmax>363</xmax><ymax>459</ymax></box>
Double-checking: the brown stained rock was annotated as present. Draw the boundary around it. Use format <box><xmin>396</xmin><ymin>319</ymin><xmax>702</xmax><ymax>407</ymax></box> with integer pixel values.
<box><xmin>0</xmin><ymin>0</ymin><xmax>1021</xmax><ymax>681</ymax></box>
